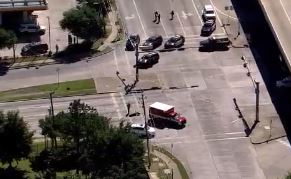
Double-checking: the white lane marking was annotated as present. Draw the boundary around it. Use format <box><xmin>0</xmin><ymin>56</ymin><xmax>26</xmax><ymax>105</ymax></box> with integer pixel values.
<box><xmin>114</xmin><ymin>49</ymin><xmax>119</xmax><ymax>72</ymax></box>
<box><xmin>204</xmin><ymin>132</ymin><xmax>245</xmax><ymax>136</ymax></box>
<box><xmin>124</xmin><ymin>51</ymin><xmax>133</xmax><ymax>75</ymax></box>
<box><xmin>206</xmin><ymin>136</ymin><xmax>247</xmax><ymax>142</ymax></box>
<box><xmin>110</xmin><ymin>93</ymin><xmax>122</xmax><ymax>119</ymax></box>
<box><xmin>152</xmin><ymin>141</ymin><xmax>195</xmax><ymax>145</ymax></box>
<box><xmin>181</xmin><ymin>11</ymin><xmax>193</xmax><ymax>19</ymax></box>
<box><xmin>210</xmin><ymin>0</ymin><xmax>226</xmax><ymax>34</ymax></box>
<box><xmin>132</xmin><ymin>0</ymin><xmax>147</xmax><ymax>37</ymax></box>
<box><xmin>167</xmin><ymin>0</ymin><xmax>186</xmax><ymax>36</ymax></box>
<box><xmin>214</xmin><ymin>6</ymin><xmax>237</xmax><ymax>20</ymax></box>
<box><xmin>280</xmin><ymin>0</ymin><xmax>291</xmax><ymax>26</ymax></box>
<box><xmin>277</xmin><ymin>139</ymin><xmax>291</xmax><ymax>149</ymax></box>
<box><xmin>151</xmin><ymin>136</ymin><xmax>189</xmax><ymax>142</ymax></box>
<box><xmin>191</xmin><ymin>0</ymin><xmax>203</xmax><ymax>24</ymax></box>
<box><xmin>160</xmin><ymin>19</ymin><xmax>169</xmax><ymax>38</ymax></box>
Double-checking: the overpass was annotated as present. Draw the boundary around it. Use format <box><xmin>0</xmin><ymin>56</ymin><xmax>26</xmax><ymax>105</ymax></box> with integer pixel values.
<box><xmin>258</xmin><ymin>0</ymin><xmax>291</xmax><ymax>72</ymax></box>
<box><xmin>0</xmin><ymin>0</ymin><xmax>48</xmax><ymax>25</ymax></box>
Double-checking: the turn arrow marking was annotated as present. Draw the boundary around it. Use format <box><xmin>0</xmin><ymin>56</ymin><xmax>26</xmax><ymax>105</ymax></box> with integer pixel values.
<box><xmin>181</xmin><ymin>11</ymin><xmax>193</xmax><ymax>19</ymax></box>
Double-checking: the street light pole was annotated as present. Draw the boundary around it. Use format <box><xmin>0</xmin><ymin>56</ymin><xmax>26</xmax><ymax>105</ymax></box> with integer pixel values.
<box><xmin>141</xmin><ymin>91</ymin><xmax>150</xmax><ymax>168</ymax></box>
<box><xmin>56</xmin><ymin>68</ymin><xmax>60</xmax><ymax>87</ymax></box>
<box><xmin>135</xmin><ymin>42</ymin><xmax>139</xmax><ymax>82</ymax></box>
<box><xmin>47</xmin><ymin>16</ymin><xmax>52</xmax><ymax>56</ymax></box>
<box><xmin>255</xmin><ymin>81</ymin><xmax>260</xmax><ymax>123</ymax></box>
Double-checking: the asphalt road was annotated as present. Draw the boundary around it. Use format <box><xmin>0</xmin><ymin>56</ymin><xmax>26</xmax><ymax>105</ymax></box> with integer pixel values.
<box><xmin>258</xmin><ymin>0</ymin><xmax>291</xmax><ymax>72</ymax></box>
<box><xmin>1</xmin><ymin>0</ymin><xmax>291</xmax><ymax>178</ymax></box>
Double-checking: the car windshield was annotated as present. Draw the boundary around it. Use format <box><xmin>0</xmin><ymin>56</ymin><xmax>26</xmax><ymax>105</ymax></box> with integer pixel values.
<box><xmin>206</xmin><ymin>10</ymin><xmax>214</xmax><ymax>14</ymax></box>
<box><xmin>204</xmin><ymin>22</ymin><xmax>213</xmax><ymax>27</ymax></box>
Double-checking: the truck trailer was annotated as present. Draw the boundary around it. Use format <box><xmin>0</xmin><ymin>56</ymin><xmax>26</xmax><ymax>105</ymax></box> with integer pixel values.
<box><xmin>149</xmin><ymin>102</ymin><xmax>187</xmax><ymax>126</ymax></box>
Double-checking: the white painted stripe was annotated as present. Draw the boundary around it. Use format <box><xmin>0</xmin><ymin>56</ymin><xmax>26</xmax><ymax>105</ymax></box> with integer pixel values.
<box><xmin>124</xmin><ymin>51</ymin><xmax>133</xmax><ymax>75</ymax></box>
<box><xmin>204</xmin><ymin>132</ymin><xmax>245</xmax><ymax>136</ymax></box>
<box><xmin>191</xmin><ymin>0</ymin><xmax>203</xmax><ymax>25</ymax></box>
<box><xmin>280</xmin><ymin>0</ymin><xmax>291</xmax><ymax>26</ymax></box>
<box><xmin>113</xmin><ymin>49</ymin><xmax>119</xmax><ymax>72</ymax></box>
<box><xmin>206</xmin><ymin>136</ymin><xmax>247</xmax><ymax>142</ymax></box>
<box><xmin>110</xmin><ymin>93</ymin><xmax>122</xmax><ymax>119</ymax></box>
<box><xmin>210</xmin><ymin>0</ymin><xmax>226</xmax><ymax>34</ymax></box>
<box><xmin>277</xmin><ymin>139</ymin><xmax>291</xmax><ymax>149</ymax></box>
<box><xmin>214</xmin><ymin>5</ymin><xmax>237</xmax><ymax>20</ymax></box>
<box><xmin>176</xmin><ymin>12</ymin><xmax>186</xmax><ymax>36</ymax></box>
<box><xmin>160</xmin><ymin>19</ymin><xmax>169</xmax><ymax>38</ymax></box>
<box><xmin>132</xmin><ymin>0</ymin><xmax>147</xmax><ymax>37</ymax></box>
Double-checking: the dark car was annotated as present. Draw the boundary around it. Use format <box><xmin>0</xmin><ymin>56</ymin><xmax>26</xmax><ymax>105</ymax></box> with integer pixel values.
<box><xmin>139</xmin><ymin>35</ymin><xmax>163</xmax><ymax>51</ymax></box>
<box><xmin>21</xmin><ymin>43</ymin><xmax>48</xmax><ymax>56</ymax></box>
<box><xmin>137</xmin><ymin>52</ymin><xmax>159</xmax><ymax>68</ymax></box>
<box><xmin>201</xmin><ymin>20</ymin><xmax>216</xmax><ymax>36</ymax></box>
<box><xmin>125</xmin><ymin>34</ymin><xmax>140</xmax><ymax>51</ymax></box>
<box><xmin>164</xmin><ymin>35</ymin><xmax>185</xmax><ymax>49</ymax></box>
<box><xmin>199</xmin><ymin>35</ymin><xmax>231</xmax><ymax>51</ymax></box>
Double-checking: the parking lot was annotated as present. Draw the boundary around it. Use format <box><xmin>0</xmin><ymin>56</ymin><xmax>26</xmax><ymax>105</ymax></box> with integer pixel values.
<box><xmin>1</xmin><ymin>0</ymin><xmax>76</xmax><ymax>57</ymax></box>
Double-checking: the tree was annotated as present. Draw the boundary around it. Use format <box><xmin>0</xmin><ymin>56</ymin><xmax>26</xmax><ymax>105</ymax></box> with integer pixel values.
<box><xmin>0</xmin><ymin>111</ymin><xmax>33</xmax><ymax>167</ymax></box>
<box><xmin>0</xmin><ymin>28</ymin><xmax>16</xmax><ymax>50</ymax></box>
<box><xmin>60</xmin><ymin>5</ymin><xmax>106</xmax><ymax>41</ymax></box>
<box><xmin>77</xmin><ymin>0</ymin><xmax>111</xmax><ymax>17</ymax></box>
<box><xmin>33</xmin><ymin>99</ymin><xmax>148</xmax><ymax>178</ymax></box>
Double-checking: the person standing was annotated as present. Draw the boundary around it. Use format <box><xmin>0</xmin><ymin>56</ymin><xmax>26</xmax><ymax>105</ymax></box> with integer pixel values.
<box><xmin>156</xmin><ymin>13</ymin><xmax>161</xmax><ymax>24</ymax></box>
<box><xmin>170</xmin><ymin>10</ymin><xmax>174</xmax><ymax>20</ymax></box>
<box><xmin>153</xmin><ymin>11</ymin><xmax>159</xmax><ymax>22</ymax></box>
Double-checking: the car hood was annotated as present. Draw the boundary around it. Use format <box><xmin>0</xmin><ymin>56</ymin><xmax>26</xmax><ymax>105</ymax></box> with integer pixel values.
<box><xmin>202</xmin><ymin>26</ymin><xmax>212</xmax><ymax>31</ymax></box>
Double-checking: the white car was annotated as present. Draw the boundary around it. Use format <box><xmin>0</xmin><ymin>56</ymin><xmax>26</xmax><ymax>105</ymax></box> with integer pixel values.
<box><xmin>276</xmin><ymin>77</ymin><xmax>291</xmax><ymax>88</ymax></box>
<box><xmin>130</xmin><ymin>123</ymin><xmax>155</xmax><ymax>138</ymax></box>
<box><xmin>202</xmin><ymin>5</ymin><xmax>216</xmax><ymax>21</ymax></box>
<box><xmin>18</xmin><ymin>24</ymin><xmax>46</xmax><ymax>34</ymax></box>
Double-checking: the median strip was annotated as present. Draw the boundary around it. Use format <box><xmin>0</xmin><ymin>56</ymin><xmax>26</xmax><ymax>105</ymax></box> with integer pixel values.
<box><xmin>0</xmin><ymin>79</ymin><xmax>96</xmax><ymax>102</ymax></box>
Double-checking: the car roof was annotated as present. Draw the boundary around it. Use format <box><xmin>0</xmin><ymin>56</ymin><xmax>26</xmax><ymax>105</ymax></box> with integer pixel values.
<box><xmin>204</xmin><ymin>5</ymin><xmax>214</xmax><ymax>11</ymax></box>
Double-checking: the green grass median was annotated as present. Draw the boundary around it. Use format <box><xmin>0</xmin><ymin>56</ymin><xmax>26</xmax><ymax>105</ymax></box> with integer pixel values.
<box><xmin>0</xmin><ymin>79</ymin><xmax>96</xmax><ymax>102</ymax></box>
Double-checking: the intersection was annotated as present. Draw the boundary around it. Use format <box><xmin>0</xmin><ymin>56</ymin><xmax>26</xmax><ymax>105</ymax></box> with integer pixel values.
<box><xmin>0</xmin><ymin>0</ymin><xmax>291</xmax><ymax>178</ymax></box>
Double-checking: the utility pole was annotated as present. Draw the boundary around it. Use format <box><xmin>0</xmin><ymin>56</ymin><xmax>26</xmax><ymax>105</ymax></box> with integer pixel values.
<box><xmin>141</xmin><ymin>91</ymin><xmax>150</xmax><ymax>168</ymax></box>
<box><xmin>47</xmin><ymin>16</ymin><xmax>52</xmax><ymax>56</ymax></box>
<box><xmin>49</xmin><ymin>92</ymin><xmax>54</xmax><ymax>120</ymax></box>
<box><xmin>255</xmin><ymin>81</ymin><xmax>260</xmax><ymax>123</ymax></box>
<box><xmin>135</xmin><ymin>42</ymin><xmax>139</xmax><ymax>82</ymax></box>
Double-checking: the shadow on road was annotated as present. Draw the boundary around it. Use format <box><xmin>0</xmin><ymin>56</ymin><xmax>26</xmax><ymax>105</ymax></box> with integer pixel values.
<box><xmin>231</xmin><ymin>0</ymin><xmax>291</xmax><ymax>140</ymax></box>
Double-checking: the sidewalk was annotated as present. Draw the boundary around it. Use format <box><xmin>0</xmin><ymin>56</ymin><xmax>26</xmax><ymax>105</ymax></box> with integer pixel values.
<box><xmin>149</xmin><ymin>146</ymin><xmax>185</xmax><ymax>179</ymax></box>
<box><xmin>4</xmin><ymin>9</ymin><xmax>120</xmax><ymax>70</ymax></box>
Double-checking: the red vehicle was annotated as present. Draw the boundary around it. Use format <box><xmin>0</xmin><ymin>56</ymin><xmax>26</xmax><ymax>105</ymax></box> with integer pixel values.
<box><xmin>149</xmin><ymin>102</ymin><xmax>187</xmax><ymax>126</ymax></box>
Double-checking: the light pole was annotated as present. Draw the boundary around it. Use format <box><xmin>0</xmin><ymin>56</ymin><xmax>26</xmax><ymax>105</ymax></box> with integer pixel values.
<box><xmin>134</xmin><ymin>35</ymin><xmax>140</xmax><ymax>82</ymax></box>
<box><xmin>47</xmin><ymin>16</ymin><xmax>52</xmax><ymax>56</ymax></box>
<box><xmin>241</xmin><ymin>56</ymin><xmax>260</xmax><ymax>123</ymax></box>
<box><xmin>141</xmin><ymin>91</ymin><xmax>150</xmax><ymax>168</ymax></box>
<box><xmin>56</xmin><ymin>68</ymin><xmax>60</xmax><ymax>87</ymax></box>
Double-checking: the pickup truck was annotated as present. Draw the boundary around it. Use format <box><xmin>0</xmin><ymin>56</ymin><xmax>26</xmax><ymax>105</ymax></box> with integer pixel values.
<box><xmin>199</xmin><ymin>35</ymin><xmax>231</xmax><ymax>51</ymax></box>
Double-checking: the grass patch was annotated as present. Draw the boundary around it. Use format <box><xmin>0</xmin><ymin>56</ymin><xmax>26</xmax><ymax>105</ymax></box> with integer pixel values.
<box><xmin>1</xmin><ymin>56</ymin><xmax>48</xmax><ymax>64</ymax></box>
<box><xmin>0</xmin><ymin>79</ymin><xmax>96</xmax><ymax>102</ymax></box>
<box><xmin>153</xmin><ymin>146</ymin><xmax>190</xmax><ymax>179</ymax></box>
